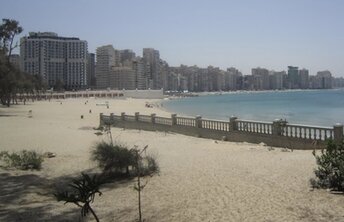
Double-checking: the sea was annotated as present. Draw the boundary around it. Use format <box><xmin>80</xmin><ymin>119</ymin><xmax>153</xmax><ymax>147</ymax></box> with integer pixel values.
<box><xmin>162</xmin><ymin>89</ymin><xmax>344</xmax><ymax>127</ymax></box>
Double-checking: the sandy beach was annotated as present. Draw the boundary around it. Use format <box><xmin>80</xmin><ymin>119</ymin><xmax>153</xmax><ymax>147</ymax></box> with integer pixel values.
<box><xmin>0</xmin><ymin>98</ymin><xmax>343</xmax><ymax>222</ymax></box>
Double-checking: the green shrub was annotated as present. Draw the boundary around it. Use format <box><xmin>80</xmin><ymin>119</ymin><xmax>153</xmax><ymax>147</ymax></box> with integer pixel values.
<box><xmin>311</xmin><ymin>140</ymin><xmax>344</xmax><ymax>191</ymax></box>
<box><xmin>91</xmin><ymin>141</ymin><xmax>135</xmax><ymax>175</ymax></box>
<box><xmin>0</xmin><ymin>150</ymin><xmax>44</xmax><ymax>170</ymax></box>
<box><xmin>91</xmin><ymin>142</ymin><xmax>159</xmax><ymax>177</ymax></box>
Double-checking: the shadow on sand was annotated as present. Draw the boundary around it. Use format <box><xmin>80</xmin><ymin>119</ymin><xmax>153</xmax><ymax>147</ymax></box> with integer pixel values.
<box><xmin>0</xmin><ymin>170</ymin><xmax>135</xmax><ymax>221</ymax></box>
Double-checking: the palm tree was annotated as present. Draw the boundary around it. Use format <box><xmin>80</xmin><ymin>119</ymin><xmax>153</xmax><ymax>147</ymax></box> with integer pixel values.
<box><xmin>55</xmin><ymin>173</ymin><xmax>102</xmax><ymax>222</ymax></box>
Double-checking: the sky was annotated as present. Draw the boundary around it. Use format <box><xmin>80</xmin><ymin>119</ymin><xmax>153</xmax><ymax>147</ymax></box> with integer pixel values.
<box><xmin>1</xmin><ymin>0</ymin><xmax>344</xmax><ymax>76</ymax></box>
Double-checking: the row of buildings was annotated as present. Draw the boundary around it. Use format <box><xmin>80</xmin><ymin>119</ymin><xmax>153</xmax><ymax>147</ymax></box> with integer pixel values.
<box><xmin>164</xmin><ymin>66</ymin><xmax>341</xmax><ymax>92</ymax></box>
<box><xmin>15</xmin><ymin>32</ymin><xmax>344</xmax><ymax>92</ymax></box>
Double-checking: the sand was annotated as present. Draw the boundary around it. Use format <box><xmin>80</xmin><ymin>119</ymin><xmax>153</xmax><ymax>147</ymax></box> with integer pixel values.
<box><xmin>0</xmin><ymin>98</ymin><xmax>343</xmax><ymax>222</ymax></box>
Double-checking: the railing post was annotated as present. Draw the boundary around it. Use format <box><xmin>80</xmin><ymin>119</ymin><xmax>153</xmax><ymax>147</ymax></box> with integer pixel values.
<box><xmin>151</xmin><ymin>113</ymin><xmax>156</xmax><ymax>124</ymax></box>
<box><xmin>171</xmin><ymin>114</ymin><xmax>177</xmax><ymax>125</ymax></box>
<box><xmin>135</xmin><ymin>112</ymin><xmax>140</xmax><ymax>121</ymax></box>
<box><xmin>110</xmin><ymin>113</ymin><xmax>114</xmax><ymax>124</ymax></box>
<box><xmin>272</xmin><ymin>119</ymin><xmax>283</xmax><ymax>136</ymax></box>
<box><xmin>195</xmin><ymin>115</ymin><xmax>202</xmax><ymax>128</ymax></box>
<box><xmin>99</xmin><ymin>113</ymin><xmax>104</xmax><ymax>127</ymax></box>
<box><xmin>333</xmin><ymin>123</ymin><xmax>343</xmax><ymax>144</ymax></box>
<box><xmin>121</xmin><ymin>112</ymin><xmax>126</xmax><ymax>121</ymax></box>
<box><xmin>229</xmin><ymin>116</ymin><xmax>237</xmax><ymax>131</ymax></box>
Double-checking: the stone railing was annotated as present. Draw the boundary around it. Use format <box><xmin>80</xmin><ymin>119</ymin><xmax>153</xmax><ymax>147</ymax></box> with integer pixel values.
<box><xmin>281</xmin><ymin>124</ymin><xmax>334</xmax><ymax>141</ymax></box>
<box><xmin>176</xmin><ymin>117</ymin><xmax>196</xmax><ymax>127</ymax></box>
<box><xmin>99</xmin><ymin>112</ymin><xmax>343</xmax><ymax>150</ymax></box>
<box><xmin>202</xmin><ymin>118</ymin><xmax>230</xmax><ymax>131</ymax></box>
<box><xmin>236</xmin><ymin>119</ymin><xmax>273</xmax><ymax>135</ymax></box>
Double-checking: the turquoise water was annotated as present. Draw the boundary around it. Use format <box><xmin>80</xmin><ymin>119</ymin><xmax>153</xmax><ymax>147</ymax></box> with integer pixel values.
<box><xmin>162</xmin><ymin>89</ymin><xmax>344</xmax><ymax>127</ymax></box>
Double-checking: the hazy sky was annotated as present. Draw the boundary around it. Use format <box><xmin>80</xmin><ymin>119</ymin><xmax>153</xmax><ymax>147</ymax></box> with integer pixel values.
<box><xmin>1</xmin><ymin>0</ymin><xmax>344</xmax><ymax>76</ymax></box>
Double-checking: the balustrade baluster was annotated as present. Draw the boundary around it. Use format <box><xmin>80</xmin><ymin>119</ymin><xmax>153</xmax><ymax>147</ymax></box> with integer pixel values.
<box><xmin>289</xmin><ymin>127</ymin><xmax>292</xmax><ymax>137</ymax></box>
<box><xmin>314</xmin><ymin>129</ymin><xmax>317</xmax><ymax>139</ymax></box>
<box><xmin>298</xmin><ymin>127</ymin><xmax>301</xmax><ymax>138</ymax></box>
<box><xmin>318</xmin><ymin>129</ymin><xmax>321</xmax><ymax>140</ymax></box>
<box><xmin>300</xmin><ymin>128</ymin><xmax>304</xmax><ymax>138</ymax></box>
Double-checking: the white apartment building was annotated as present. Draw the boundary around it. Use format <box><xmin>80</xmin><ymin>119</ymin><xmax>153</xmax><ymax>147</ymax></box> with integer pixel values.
<box><xmin>20</xmin><ymin>32</ymin><xmax>88</xmax><ymax>89</ymax></box>
<box><xmin>143</xmin><ymin>48</ymin><xmax>161</xmax><ymax>89</ymax></box>
<box><xmin>95</xmin><ymin>45</ymin><xmax>119</xmax><ymax>89</ymax></box>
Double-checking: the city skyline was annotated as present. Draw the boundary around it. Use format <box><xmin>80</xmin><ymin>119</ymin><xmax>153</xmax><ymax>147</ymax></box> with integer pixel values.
<box><xmin>1</xmin><ymin>0</ymin><xmax>344</xmax><ymax>76</ymax></box>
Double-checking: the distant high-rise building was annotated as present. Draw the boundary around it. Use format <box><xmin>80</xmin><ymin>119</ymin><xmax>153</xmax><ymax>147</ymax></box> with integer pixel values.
<box><xmin>20</xmin><ymin>32</ymin><xmax>88</xmax><ymax>89</ymax></box>
<box><xmin>270</xmin><ymin>71</ymin><xmax>285</xmax><ymax>90</ymax></box>
<box><xmin>299</xmin><ymin>69</ymin><xmax>309</xmax><ymax>89</ymax></box>
<box><xmin>243</xmin><ymin>75</ymin><xmax>255</xmax><ymax>90</ymax></box>
<box><xmin>111</xmin><ymin>67</ymin><xmax>136</xmax><ymax>90</ymax></box>
<box><xmin>333</xmin><ymin>77</ymin><xmax>344</xmax><ymax>88</ymax></box>
<box><xmin>287</xmin><ymin>66</ymin><xmax>299</xmax><ymax>89</ymax></box>
<box><xmin>96</xmin><ymin>45</ymin><xmax>146</xmax><ymax>90</ymax></box>
<box><xmin>225</xmin><ymin>67</ymin><xmax>240</xmax><ymax>90</ymax></box>
<box><xmin>87</xmin><ymin>53</ymin><xmax>96</xmax><ymax>88</ymax></box>
<box><xmin>316</xmin><ymin>70</ymin><xmax>332</xmax><ymax>89</ymax></box>
<box><xmin>207</xmin><ymin>66</ymin><xmax>222</xmax><ymax>91</ymax></box>
<box><xmin>132</xmin><ymin>57</ymin><xmax>147</xmax><ymax>89</ymax></box>
<box><xmin>95</xmin><ymin>45</ymin><xmax>118</xmax><ymax>89</ymax></box>
<box><xmin>119</xmin><ymin>49</ymin><xmax>135</xmax><ymax>65</ymax></box>
<box><xmin>178</xmin><ymin>74</ymin><xmax>188</xmax><ymax>91</ymax></box>
<box><xmin>143</xmin><ymin>48</ymin><xmax>160</xmax><ymax>89</ymax></box>
<box><xmin>159</xmin><ymin>60</ymin><xmax>170</xmax><ymax>91</ymax></box>
<box><xmin>252</xmin><ymin>67</ymin><xmax>269</xmax><ymax>90</ymax></box>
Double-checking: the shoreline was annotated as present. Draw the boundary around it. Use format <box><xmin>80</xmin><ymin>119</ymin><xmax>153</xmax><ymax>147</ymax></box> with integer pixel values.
<box><xmin>172</xmin><ymin>88</ymin><xmax>343</xmax><ymax>97</ymax></box>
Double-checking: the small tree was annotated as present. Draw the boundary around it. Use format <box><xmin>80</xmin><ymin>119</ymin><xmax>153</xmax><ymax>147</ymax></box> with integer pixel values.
<box><xmin>55</xmin><ymin>173</ymin><xmax>102</xmax><ymax>222</ymax></box>
<box><xmin>132</xmin><ymin>145</ymin><xmax>159</xmax><ymax>222</ymax></box>
<box><xmin>311</xmin><ymin>140</ymin><xmax>344</xmax><ymax>191</ymax></box>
